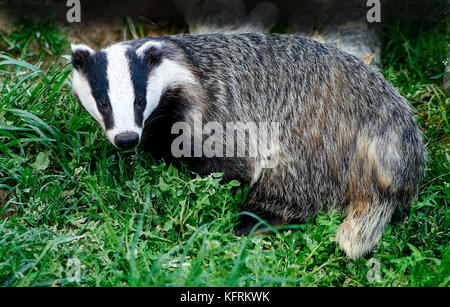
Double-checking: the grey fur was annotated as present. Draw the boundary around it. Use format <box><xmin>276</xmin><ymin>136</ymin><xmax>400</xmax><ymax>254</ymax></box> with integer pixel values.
<box><xmin>73</xmin><ymin>33</ymin><xmax>427</xmax><ymax>259</ymax></box>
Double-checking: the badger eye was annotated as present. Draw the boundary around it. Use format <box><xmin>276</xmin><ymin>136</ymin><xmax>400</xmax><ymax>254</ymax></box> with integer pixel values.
<box><xmin>98</xmin><ymin>98</ymin><xmax>108</xmax><ymax>109</ymax></box>
<box><xmin>135</xmin><ymin>96</ymin><xmax>146</xmax><ymax>107</ymax></box>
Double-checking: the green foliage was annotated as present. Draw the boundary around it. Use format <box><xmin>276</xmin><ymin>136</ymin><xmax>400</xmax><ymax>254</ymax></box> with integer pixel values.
<box><xmin>122</xmin><ymin>16</ymin><xmax>155</xmax><ymax>41</ymax></box>
<box><xmin>0</xmin><ymin>18</ymin><xmax>68</xmax><ymax>60</ymax></box>
<box><xmin>0</xmin><ymin>15</ymin><xmax>448</xmax><ymax>287</ymax></box>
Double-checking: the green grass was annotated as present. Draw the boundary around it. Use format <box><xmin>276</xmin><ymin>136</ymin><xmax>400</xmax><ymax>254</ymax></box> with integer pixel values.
<box><xmin>0</xmin><ymin>18</ymin><xmax>68</xmax><ymax>61</ymax></box>
<box><xmin>0</xmin><ymin>13</ymin><xmax>449</xmax><ymax>287</ymax></box>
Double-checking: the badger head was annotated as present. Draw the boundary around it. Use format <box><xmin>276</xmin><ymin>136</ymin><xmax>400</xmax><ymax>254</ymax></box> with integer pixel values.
<box><xmin>71</xmin><ymin>40</ymin><xmax>195</xmax><ymax>149</ymax></box>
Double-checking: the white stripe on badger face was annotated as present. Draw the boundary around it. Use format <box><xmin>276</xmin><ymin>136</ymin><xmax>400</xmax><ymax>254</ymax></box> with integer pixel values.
<box><xmin>103</xmin><ymin>44</ymin><xmax>140</xmax><ymax>145</ymax></box>
<box><xmin>72</xmin><ymin>69</ymin><xmax>105</xmax><ymax>130</ymax></box>
<box><xmin>144</xmin><ymin>58</ymin><xmax>197</xmax><ymax>120</ymax></box>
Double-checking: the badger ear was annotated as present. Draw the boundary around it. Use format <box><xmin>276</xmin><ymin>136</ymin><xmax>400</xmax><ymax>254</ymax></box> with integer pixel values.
<box><xmin>71</xmin><ymin>44</ymin><xmax>95</xmax><ymax>71</ymax></box>
<box><xmin>136</xmin><ymin>41</ymin><xmax>162</xmax><ymax>63</ymax></box>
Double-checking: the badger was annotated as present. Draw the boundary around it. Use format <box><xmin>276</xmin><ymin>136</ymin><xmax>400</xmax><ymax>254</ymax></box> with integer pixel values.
<box><xmin>70</xmin><ymin>33</ymin><xmax>426</xmax><ymax>259</ymax></box>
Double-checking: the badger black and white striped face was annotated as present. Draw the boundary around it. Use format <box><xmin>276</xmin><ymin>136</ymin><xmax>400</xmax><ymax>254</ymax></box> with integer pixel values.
<box><xmin>71</xmin><ymin>41</ymin><xmax>195</xmax><ymax>149</ymax></box>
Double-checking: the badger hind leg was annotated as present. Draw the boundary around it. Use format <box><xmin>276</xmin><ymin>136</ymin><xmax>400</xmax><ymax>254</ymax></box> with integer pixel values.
<box><xmin>336</xmin><ymin>199</ymin><xmax>398</xmax><ymax>260</ymax></box>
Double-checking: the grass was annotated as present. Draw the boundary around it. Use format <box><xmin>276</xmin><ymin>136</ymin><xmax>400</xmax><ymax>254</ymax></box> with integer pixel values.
<box><xmin>0</xmin><ymin>11</ymin><xmax>449</xmax><ymax>287</ymax></box>
<box><xmin>0</xmin><ymin>18</ymin><xmax>68</xmax><ymax>60</ymax></box>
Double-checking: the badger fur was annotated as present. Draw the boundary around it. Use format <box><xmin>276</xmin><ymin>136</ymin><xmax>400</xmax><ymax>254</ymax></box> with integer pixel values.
<box><xmin>71</xmin><ymin>33</ymin><xmax>426</xmax><ymax>259</ymax></box>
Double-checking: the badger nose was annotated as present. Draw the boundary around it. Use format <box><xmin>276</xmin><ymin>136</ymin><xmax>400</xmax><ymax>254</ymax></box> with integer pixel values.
<box><xmin>115</xmin><ymin>132</ymin><xmax>139</xmax><ymax>149</ymax></box>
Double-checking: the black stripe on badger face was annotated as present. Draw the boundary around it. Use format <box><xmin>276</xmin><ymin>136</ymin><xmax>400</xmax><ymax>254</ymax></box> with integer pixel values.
<box><xmin>81</xmin><ymin>51</ymin><xmax>114</xmax><ymax>130</ymax></box>
<box><xmin>126</xmin><ymin>45</ymin><xmax>162</xmax><ymax>128</ymax></box>
<box><xmin>126</xmin><ymin>49</ymin><xmax>148</xmax><ymax>128</ymax></box>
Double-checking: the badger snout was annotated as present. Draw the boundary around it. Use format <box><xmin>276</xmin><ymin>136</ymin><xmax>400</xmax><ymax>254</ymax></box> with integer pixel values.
<box><xmin>114</xmin><ymin>132</ymin><xmax>140</xmax><ymax>149</ymax></box>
